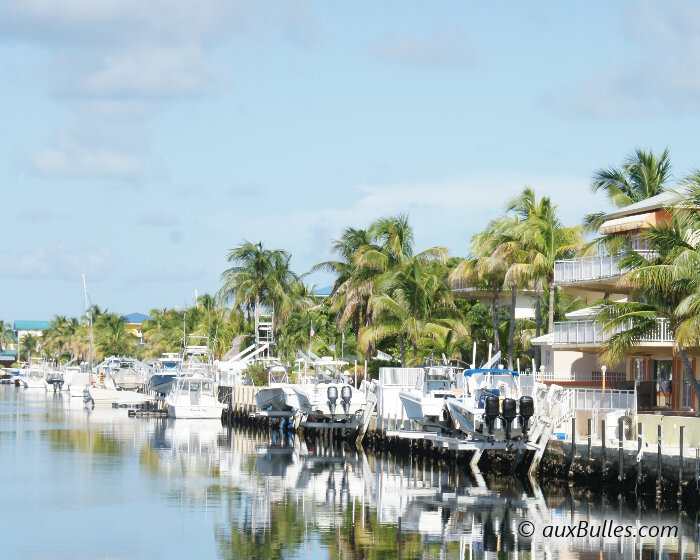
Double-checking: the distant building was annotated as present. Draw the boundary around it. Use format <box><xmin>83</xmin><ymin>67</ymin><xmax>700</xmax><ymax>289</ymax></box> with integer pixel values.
<box><xmin>123</xmin><ymin>312</ymin><xmax>150</xmax><ymax>346</ymax></box>
<box><xmin>14</xmin><ymin>320</ymin><xmax>50</xmax><ymax>343</ymax></box>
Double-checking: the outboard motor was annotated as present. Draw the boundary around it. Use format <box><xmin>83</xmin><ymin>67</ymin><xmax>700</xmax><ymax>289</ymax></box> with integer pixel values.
<box><xmin>340</xmin><ymin>385</ymin><xmax>352</xmax><ymax>415</ymax></box>
<box><xmin>519</xmin><ymin>396</ymin><xmax>535</xmax><ymax>440</ymax></box>
<box><xmin>484</xmin><ymin>395</ymin><xmax>500</xmax><ymax>439</ymax></box>
<box><xmin>500</xmin><ymin>398</ymin><xmax>517</xmax><ymax>441</ymax></box>
<box><xmin>327</xmin><ymin>386</ymin><xmax>338</xmax><ymax>417</ymax></box>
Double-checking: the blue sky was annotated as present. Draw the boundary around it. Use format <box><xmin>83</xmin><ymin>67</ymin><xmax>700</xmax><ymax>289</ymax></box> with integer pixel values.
<box><xmin>2</xmin><ymin>1</ymin><xmax>700</xmax><ymax>320</ymax></box>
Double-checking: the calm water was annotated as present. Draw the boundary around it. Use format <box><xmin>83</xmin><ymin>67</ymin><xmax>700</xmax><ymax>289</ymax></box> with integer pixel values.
<box><xmin>1</xmin><ymin>385</ymin><xmax>698</xmax><ymax>559</ymax></box>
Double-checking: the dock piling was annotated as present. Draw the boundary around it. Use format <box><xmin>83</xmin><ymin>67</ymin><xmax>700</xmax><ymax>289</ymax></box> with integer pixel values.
<box><xmin>638</xmin><ymin>422</ymin><xmax>643</xmax><ymax>483</ymax></box>
<box><xmin>601</xmin><ymin>419</ymin><xmax>606</xmax><ymax>467</ymax></box>
<box><xmin>618</xmin><ymin>416</ymin><xmax>624</xmax><ymax>482</ymax></box>
<box><xmin>587</xmin><ymin>418</ymin><xmax>592</xmax><ymax>462</ymax></box>
<box><xmin>658</xmin><ymin>424</ymin><xmax>663</xmax><ymax>481</ymax></box>
<box><xmin>680</xmin><ymin>426</ymin><xmax>685</xmax><ymax>488</ymax></box>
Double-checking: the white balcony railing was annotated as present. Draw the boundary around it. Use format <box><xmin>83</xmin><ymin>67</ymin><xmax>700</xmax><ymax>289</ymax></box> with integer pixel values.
<box><xmin>536</xmin><ymin>371</ymin><xmax>627</xmax><ymax>383</ymax></box>
<box><xmin>552</xmin><ymin>317</ymin><xmax>673</xmax><ymax>346</ymax></box>
<box><xmin>554</xmin><ymin>254</ymin><xmax>624</xmax><ymax>284</ymax></box>
<box><xmin>554</xmin><ymin>251</ymin><xmax>657</xmax><ymax>285</ymax></box>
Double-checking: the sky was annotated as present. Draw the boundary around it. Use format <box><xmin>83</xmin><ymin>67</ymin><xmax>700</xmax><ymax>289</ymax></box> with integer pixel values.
<box><xmin>2</xmin><ymin>0</ymin><xmax>700</xmax><ymax>320</ymax></box>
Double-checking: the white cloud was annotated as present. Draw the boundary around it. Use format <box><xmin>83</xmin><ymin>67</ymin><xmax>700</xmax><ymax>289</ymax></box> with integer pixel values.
<box><xmin>219</xmin><ymin>174</ymin><xmax>594</xmax><ymax>276</ymax></box>
<box><xmin>31</xmin><ymin>137</ymin><xmax>144</xmax><ymax>180</ymax></box>
<box><xmin>5</xmin><ymin>244</ymin><xmax>112</xmax><ymax>280</ymax></box>
<box><xmin>79</xmin><ymin>45</ymin><xmax>211</xmax><ymax>98</ymax></box>
<box><xmin>373</xmin><ymin>29</ymin><xmax>475</xmax><ymax>68</ymax></box>
<box><xmin>3</xmin><ymin>0</ymin><xmax>319</xmax><ymax>178</ymax></box>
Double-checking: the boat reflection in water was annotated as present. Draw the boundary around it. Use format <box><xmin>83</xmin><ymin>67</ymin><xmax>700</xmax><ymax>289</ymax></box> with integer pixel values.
<box><xmin>140</xmin><ymin>421</ymin><xmax>694</xmax><ymax>559</ymax></box>
<box><xmin>7</xmin><ymin>387</ymin><xmax>696</xmax><ymax>560</ymax></box>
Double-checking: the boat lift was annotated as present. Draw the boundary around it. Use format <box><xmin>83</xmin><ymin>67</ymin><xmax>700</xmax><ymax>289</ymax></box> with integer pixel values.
<box><xmin>384</xmin><ymin>382</ymin><xmax>564</xmax><ymax>478</ymax></box>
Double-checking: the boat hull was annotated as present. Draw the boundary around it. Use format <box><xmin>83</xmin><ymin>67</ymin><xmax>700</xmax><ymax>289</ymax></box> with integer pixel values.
<box><xmin>85</xmin><ymin>387</ymin><xmax>151</xmax><ymax>408</ymax></box>
<box><xmin>292</xmin><ymin>383</ymin><xmax>366</xmax><ymax>421</ymax></box>
<box><xmin>167</xmin><ymin>404</ymin><xmax>224</xmax><ymax>419</ymax></box>
<box><xmin>149</xmin><ymin>373</ymin><xmax>176</xmax><ymax>395</ymax></box>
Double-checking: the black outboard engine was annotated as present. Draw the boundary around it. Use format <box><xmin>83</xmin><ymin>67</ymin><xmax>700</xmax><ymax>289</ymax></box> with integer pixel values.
<box><xmin>327</xmin><ymin>386</ymin><xmax>338</xmax><ymax>417</ymax></box>
<box><xmin>340</xmin><ymin>385</ymin><xmax>352</xmax><ymax>415</ymax></box>
<box><xmin>500</xmin><ymin>398</ymin><xmax>517</xmax><ymax>441</ymax></box>
<box><xmin>519</xmin><ymin>396</ymin><xmax>534</xmax><ymax>440</ymax></box>
<box><xmin>484</xmin><ymin>395</ymin><xmax>500</xmax><ymax>439</ymax></box>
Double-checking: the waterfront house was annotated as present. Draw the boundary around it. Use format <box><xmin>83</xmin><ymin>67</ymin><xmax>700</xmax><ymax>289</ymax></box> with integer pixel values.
<box><xmin>532</xmin><ymin>192</ymin><xmax>699</xmax><ymax>413</ymax></box>
<box><xmin>122</xmin><ymin>312</ymin><xmax>150</xmax><ymax>346</ymax></box>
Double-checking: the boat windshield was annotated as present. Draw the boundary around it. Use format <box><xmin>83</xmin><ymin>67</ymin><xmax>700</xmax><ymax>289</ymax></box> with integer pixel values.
<box><xmin>187</xmin><ymin>381</ymin><xmax>212</xmax><ymax>393</ymax></box>
<box><xmin>162</xmin><ymin>361</ymin><xmax>179</xmax><ymax>370</ymax></box>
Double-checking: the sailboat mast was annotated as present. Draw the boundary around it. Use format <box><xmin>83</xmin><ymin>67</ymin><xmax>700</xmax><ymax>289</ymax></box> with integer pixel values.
<box><xmin>82</xmin><ymin>273</ymin><xmax>95</xmax><ymax>372</ymax></box>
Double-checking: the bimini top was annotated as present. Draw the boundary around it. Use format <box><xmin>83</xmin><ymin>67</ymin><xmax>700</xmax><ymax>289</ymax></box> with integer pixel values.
<box><xmin>462</xmin><ymin>368</ymin><xmax>519</xmax><ymax>377</ymax></box>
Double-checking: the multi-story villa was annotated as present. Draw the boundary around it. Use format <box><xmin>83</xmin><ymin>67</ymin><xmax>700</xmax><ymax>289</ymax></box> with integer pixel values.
<box><xmin>532</xmin><ymin>192</ymin><xmax>697</xmax><ymax>413</ymax></box>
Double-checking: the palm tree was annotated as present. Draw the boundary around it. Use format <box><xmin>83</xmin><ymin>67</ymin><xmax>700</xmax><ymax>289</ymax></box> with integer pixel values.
<box><xmin>507</xmin><ymin>188</ymin><xmax>584</xmax><ymax>343</ymax></box>
<box><xmin>219</xmin><ymin>241</ymin><xmax>297</xmax><ymax>338</ymax></box>
<box><xmin>451</xmin><ymin>215</ymin><xmax>524</xmax><ymax>363</ymax></box>
<box><xmin>20</xmin><ymin>334</ymin><xmax>38</xmax><ymax>362</ymax></box>
<box><xmin>360</xmin><ymin>257</ymin><xmax>465</xmax><ymax>366</ymax></box>
<box><xmin>0</xmin><ymin>320</ymin><xmax>15</xmax><ymax>352</ymax></box>
<box><xmin>94</xmin><ymin>313</ymin><xmax>136</xmax><ymax>357</ymax></box>
<box><xmin>585</xmin><ymin>147</ymin><xmax>672</xmax><ymax>233</ymax></box>
<box><xmin>314</xmin><ymin>227</ymin><xmax>372</xmax><ymax>340</ymax></box>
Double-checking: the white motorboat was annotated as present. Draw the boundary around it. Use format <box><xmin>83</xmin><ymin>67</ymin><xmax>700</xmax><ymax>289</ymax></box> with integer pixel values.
<box><xmin>148</xmin><ymin>353</ymin><xmax>182</xmax><ymax>395</ymax></box>
<box><xmin>111</xmin><ymin>360</ymin><xmax>149</xmax><ymax>390</ymax></box>
<box><xmin>398</xmin><ymin>366</ymin><xmax>463</xmax><ymax>431</ymax></box>
<box><xmin>444</xmin><ymin>368</ymin><xmax>534</xmax><ymax>443</ymax></box>
<box><xmin>165</xmin><ymin>375</ymin><xmax>224</xmax><ymax>419</ymax></box>
<box><xmin>16</xmin><ymin>359</ymin><xmax>49</xmax><ymax>389</ymax></box>
<box><xmin>292</xmin><ymin>381</ymin><xmax>367</xmax><ymax>422</ymax></box>
<box><xmin>85</xmin><ymin>385</ymin><xmax>151</xmax><ymax>408</ymax></box>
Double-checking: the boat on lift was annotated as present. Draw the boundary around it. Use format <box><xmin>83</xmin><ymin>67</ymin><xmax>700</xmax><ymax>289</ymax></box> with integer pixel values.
<box><xmin>84</xmin><ymin>356</ymin><xmax>151</xmax><ymax>408</ymax></box>
<box><xmin>398</xmin><ymin>365</ymin><xmax>463</xmax><ymax>432</ymax></box>
<box><xmin>148</xmin><ymin>353</ymin><xmax>183</xmax><ymax>395</ymax></box>
<box><xmin>445</xmin><ymin>368</ymin><xmax>534</xmax><ymax>443</ymax></box>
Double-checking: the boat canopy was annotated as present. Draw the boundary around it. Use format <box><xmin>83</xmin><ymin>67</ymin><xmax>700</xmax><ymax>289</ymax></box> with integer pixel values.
<box><xmin>462</xmin><ymin>368</ymin><xmax>519</xmax><ymax>377</ymax></box>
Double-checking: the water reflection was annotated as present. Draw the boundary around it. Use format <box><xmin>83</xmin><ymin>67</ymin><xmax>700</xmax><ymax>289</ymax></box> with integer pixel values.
<box><xmin>1</xmin><ymin>386</ymin><xmax>699</xmax><ymax>559</ymax></box>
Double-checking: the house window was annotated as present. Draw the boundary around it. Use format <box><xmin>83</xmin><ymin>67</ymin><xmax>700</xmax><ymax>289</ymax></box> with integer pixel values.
<box><xmin>652</xmin><ymin>359</ymin><xmax>672</xmax><ymax>408</ymax></box>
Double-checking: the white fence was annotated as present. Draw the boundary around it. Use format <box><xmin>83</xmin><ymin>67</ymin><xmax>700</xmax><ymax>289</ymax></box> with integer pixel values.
<box><xmin>554</xmin><ymin>251</ymin><xmax>657</xmax><ymax>284</ymax></box>
<box><xmin>554</xmin><ymin>254</ymin><xmax>624</xmax><ymax>284</ymax></box>
<box><xmin>552</xmin><ymin>317</ymin><xmax>673</xmax><ymax>345</ymax></box>
<box><xmin>536</xmin><ymin>371</ymin><xmax>626</xmax><ymax>383</ymax></box>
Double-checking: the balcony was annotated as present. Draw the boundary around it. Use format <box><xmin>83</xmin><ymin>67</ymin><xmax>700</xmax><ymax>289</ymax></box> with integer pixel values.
<box><xmin>535</xmin><ymin>371</ymin><xmax>626</xmax><ymax>383</ymax></box>
<box><xmin>554</xmin><ymin>251</ymin><xmax>657</xmax><ymax>286</ymax></box>
<box><xmin>554</xmin><ymin>254</ymin><xmax>624</xmax><ymax>284</ymax></box>
<box><xmin>552</xmin><ymin>317</ymin><xmax>673</xmax><ymax>346</ymax></box>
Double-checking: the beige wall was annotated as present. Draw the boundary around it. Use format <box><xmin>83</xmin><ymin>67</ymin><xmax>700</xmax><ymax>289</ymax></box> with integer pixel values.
<box><xmin>638</xmin><ymin>413</ymin><xmax>700</xmax><ymax>448</ymax></box>
<box><xmin>542</xmin><ymin>347</ymin><xmax>625</xmax><ymax>377</ymax></box>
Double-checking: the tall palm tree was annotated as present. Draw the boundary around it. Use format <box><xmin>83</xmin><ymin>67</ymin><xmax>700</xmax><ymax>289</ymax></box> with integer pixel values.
<box><xmin>360</xmin><ymin>256</ymin><xmax>465</xmax><ymax>366</ymax></box>
<box><xmin>219</xmin><ymin>241</ymin><xmax>297</xmax><ymax>338</ymax></box>
<box><xmin>585</xmin><ymin>147</ymin><xmax>672</xmax><ymax>233</ymax></box>
<box><xmin>451</xmin><ymin>217</ymin><xmax>517</xmax><ymax>359</ymax></box>
<box><xmin>507</xmin><ymin>188</ymin><xmax>584</xmax><ymax>358</ymax></box>
<box><xmin>314</xmin><ymin>227</ymin><xmax>372</xmax><ymax>340</ymax></box>
<box><xmin>20</xmin><ymin>334</ymin><xmax>38</xmax><ymax>363</ymax></box>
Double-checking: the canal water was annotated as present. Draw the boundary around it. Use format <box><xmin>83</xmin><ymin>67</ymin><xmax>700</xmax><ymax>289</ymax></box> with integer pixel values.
<box><xmin>1</xmin><ymin>385</ymin><xmax>697</xmax><ymax>559</ymax></box>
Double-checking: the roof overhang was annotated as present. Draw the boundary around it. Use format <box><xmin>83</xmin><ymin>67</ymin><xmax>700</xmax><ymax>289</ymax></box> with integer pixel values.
<box><xmin>599</xmin><ymin>212</ymin><xmax>656</xmax><ymax>235</ymax></box>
